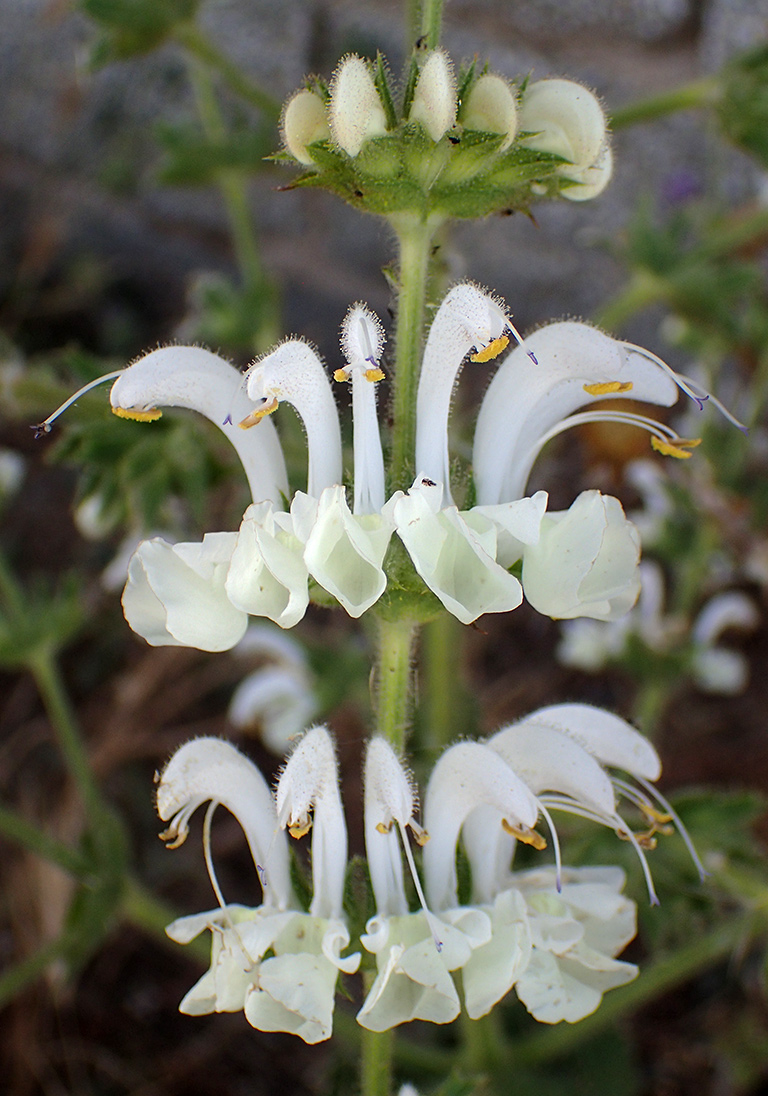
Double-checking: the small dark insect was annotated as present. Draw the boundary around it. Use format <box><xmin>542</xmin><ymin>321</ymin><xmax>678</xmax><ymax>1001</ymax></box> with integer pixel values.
<box><xmin>421</xmin><ymin>477</ymin><xmax>436</xmax><ymax>487</ymax></box>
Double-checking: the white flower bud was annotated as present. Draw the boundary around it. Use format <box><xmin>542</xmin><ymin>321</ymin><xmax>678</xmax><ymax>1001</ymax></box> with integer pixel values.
<box><xmin>409</xmin><ymin>50</ymin><xmax>456</xmax><ymax>142</ymax></box>
<box><xmin>462</xmin><ymin>73</ymin><xmax>518</xmax><ymax>151</ymax></box>
<box><xmin>519</xmin><ymin>78</ymin><xmax>607</xmax><ymax>171</ymax></box>
<box><xmin>563</xmin><ymin>141</ymin><xmax>613</xmax><ymax>202</ymax></box>
<box><xmin>329</xmin><ymin>55</ymin><xmax>387</xmax><ymax>156</ymax></box>
<box><xmin>282</xmin><ymin>89</ymin><xmax>331</xmax><ymax>165</ymax></box>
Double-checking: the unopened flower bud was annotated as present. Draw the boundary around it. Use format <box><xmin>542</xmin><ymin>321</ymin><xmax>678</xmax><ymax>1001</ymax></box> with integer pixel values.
<box><xmin>282</xmin><ymin>88</ymin><xmax>331</xmax><ymax>165</ymax></box>
<box><xmin>329</xmin><ymin>55</ymin><xmax>387</xmax><ymax>156</ymax></box>
<box><xmin>409</xmin><ymin>50</ymin><xmax>456</xmax><ymax>142</ymax></box>
<box><xmin>562</xmin><ymin>141</ymin><xmax>613</xmax><ymax>202</ymax></box>
<box><xmin>462</xmin><ymin>73</ymin><xmax>518</xmax><ymax>151</ymax></box>
<box><xmin>519</xmin><ymin>78</ymin><xmax>607</xmax><ymax>172</ymax></box>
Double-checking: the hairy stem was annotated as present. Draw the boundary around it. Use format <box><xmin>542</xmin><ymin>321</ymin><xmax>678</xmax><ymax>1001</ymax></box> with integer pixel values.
<box><xmin>609</xmin><ymin>76</ymin><xmax>720</xmax><ymax>129</ymax></box>
<box><xmin>374</xmin><ymin>618</ymin><xmax>419</xmax><ymax>752</ymax></box>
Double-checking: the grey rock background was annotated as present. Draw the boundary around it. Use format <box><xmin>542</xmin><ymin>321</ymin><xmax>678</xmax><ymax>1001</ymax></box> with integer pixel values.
<box><xmin>0</xmin><ymin>0</ymin><xmax>766</xmax><ymax>364</ymax></box>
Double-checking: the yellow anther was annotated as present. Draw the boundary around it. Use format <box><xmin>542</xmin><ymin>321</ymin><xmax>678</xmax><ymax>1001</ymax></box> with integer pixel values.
<box><xmin>376</xmin><ymin>821</ymin><xmax>393</xmax><ymax>835</ymax></box>
<box><xmin>111</xmin><ymin>406</ymin><xmax>163</xmax><ymax>423</ymax></box>
<box><xmin>651</xmin><ymin>436</ymin><xmax>702</xmax><ymax>459</ymax></box>
<box><xmin>641</xmin><ymin>804</ymin><xmax>674</xmax><ymax>826</ymax></box>
<box><xmin>159</xmin><ymin>825</ymin><xmax>187</xmax><ymax>850</ymax></box>
<box><xmin>239</xmin><ymin>397</ymin><xmax>279</xmax><ymax>429</ymax></box>
<box><xmin>410</xmin><ymin>821</ymin><xmax>430</xmax><ymax>847</ymax></box>
<box><xmin>364</xmin><ymin>367</ymin><xmax>386</xmax><ymax>382</ymax></box>
<box><xmin>502</xmin><ymin>818</ymin><xmax>547</xmax><ymax>850</ymax></box>
<box><xmin>333</xmin><ymin>368</ymin><xmax>350</xmax><ymax>382</ymax></box>
<box><xmin>288</xmin><ymin>817</ymin><xmax>312</xmax><ymax>839</ymax></box>
<box><xmin>583</xmin><ymin>380</ymin><xmax>634</xmax><ymax>396</ymax></box>
<box><xmin>470</xmin><ymin>334</ymin><xmax>509</xmax><ymax>363</ymax></box>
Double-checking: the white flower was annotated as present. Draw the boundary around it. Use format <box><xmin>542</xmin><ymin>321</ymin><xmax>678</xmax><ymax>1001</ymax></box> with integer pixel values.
<box><xmin>558</xmin><ymin>561</ymin><xmax>759</xmax><ymax>694</ymax></box>
<box><xmin>518</xmin><ymin>79</ymin><xmax>612</xmax><ymax>201</ymax></box>
<box><xmin>329</xmin><ymin>55</ymin><xmax>388</xmax><ymax>156</ymax></box>
<box><xmin>158</xmin><ymin>732</ymin><xmax>359</xmax><ymax>1044</ymax></box>
<box><xmin>395</xmin><ymin>284</ymin><xmax>726</xmax><ymax>625</ymax></box>
<box><xmin>228</xmin><ymin>625</ymin><xmax>318</xmax><ymax>753</ymax></box>
<box><xmin>461</xmin><ymin>73</ymin><xmax>518</xmax><ymax>151</ymax></box>
<box><xmin>409</xmin><ymin>51</ymin><xmax>456</xmax><ymax>143</ymax></box>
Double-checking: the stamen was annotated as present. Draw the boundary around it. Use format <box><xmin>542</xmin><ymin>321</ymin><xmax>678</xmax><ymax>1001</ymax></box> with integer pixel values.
<box><xmin>376</xmin><ymin>820</ymin><xmax>393</xmax><ymax>834</ymax></box>
<box><xmin>537</xmin><ymin>802</ymin><xmax>563</xmax><ymax>892</ymax></box>
<box><xmin>288</xmin><ymin>814</ymin><xmax>313</xmax><ymax>839</ymax></box>
<box><xmin>624</xmin><ymin>342</ymin><xmax>748</xmax><ymax>431</ymax></box>
<box><xmin>651</xmin><ymin>436</ymin><xmax>701</xmax><ymax>459</ymax></box>
<box><xmin>33</xmin><ymin>369</ymin><xmax>123</xmax><ymax>436</ymax></box>
<box><xmin>203</xmin><ymin>800</ymin><xmax>250</xmax><ymax>963</ymax></box>
<box><xmin>502</xmin><ymin>817</ymin><xmax>547</xmax><ymax>850</ymax></box>
<box><xmin>333</xmin><ymin>368</ymin><xmax>350</xmax><ymax>382</ymax></box>
<box><xmin>239</xmin><ymin>397</ymin><xmax>279</xmax><ymax>429</ymax></box>
<box><xmin>635</xmin><ymin>775</ymin><xmax>708</xmax><ymax>883</ymax></box>
<box><xmin>364</xmin><ymin>367</ymin><xmax>386</xmax><ymax>382</ymax></box>
<box><xmin>159</xmin><ymin>804</ymin><xmax>194</xmax><ymax>849</ymax></box>
<box><xmin>528</xmin><ymin>408</ymin><xmax>699</xmax><ymax>469</ymax></box>
<box><xmin>471</xmin><ymin>334</ymin><xmax>509</xmax><ymax>363</ymax></box>
<box><xmin>397</xmin><ymin>820</ymin><xmax>444</xmax><ymax>953</ymax></box>
<box><xmin>583</xmin><ymin>381</ymin><xmax>634</xmax><ymax>396</ymax></box>
<box><xmin>409</xmin><ymin>820</ymin><xmax>430</xmax><ymax>847</ymax></box>
<box><xmin>111</xmin><ymin>406</ymin><xmax>163</xmax><ymax>423</ymax></box>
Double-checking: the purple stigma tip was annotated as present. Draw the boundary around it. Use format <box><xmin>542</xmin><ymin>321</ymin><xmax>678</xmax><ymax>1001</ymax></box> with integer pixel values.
<box><xmin>738</xmin><ymin>425</ymin><xmax>750</xmax><ymax>436</ymax></box>
<box><xmin>650</xmin><ymin>895</ymin><xmax>661</xmax><ymax>908</ymax></box>
<box><xmin>528</xmin><ymin>352</ymin><xmax>538</xmax><ymax>365</ymax></box>
<box><xmin>223</xmin><ymin>414</ymin><xmax>233</xmax><ymax>426</ymax></box>
<box><xmin>435</xmin><ymin>939</ymin><xmax>444</xmax><ymax>953</ymax></box>
<box><xmin>32</xmin><ymin>423</ymin><xmax>50</xmax><ymax>439</ymax></box>
<box><xmin>256</xmin><ymin>864</ymin><xmax>268</xmax><ymax>887</ymax></box>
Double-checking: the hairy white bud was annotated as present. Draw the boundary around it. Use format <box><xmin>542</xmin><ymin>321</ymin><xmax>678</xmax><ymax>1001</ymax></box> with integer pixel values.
<box><xmin>462</xmin><ymin>73</ymin><xmax>518</xmax><ymax>151</ymax></box>
<box><xmin>282</xmin><ymin>89</ymin><xmax>330</xmax><ymax>165</ymax></box>
<box><xmin>329</xmin><ymin>55</ymin><xmax>387</xmax><ymax>156</ymax></box>
<box><xmin>409</xmin><ymin>50</ymin><xmax>456</xmax><ymax>142</ymax></box>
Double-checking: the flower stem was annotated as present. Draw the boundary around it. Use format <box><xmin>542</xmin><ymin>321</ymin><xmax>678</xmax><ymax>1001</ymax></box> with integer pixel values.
<box><xmin>374</xmin><ymin>618</ymin><xmax>419</xmax><ymax>752</ymax></box>
<box><xmin>187</xmin><ymin>59</ymin><xmax>280</xmax><ymax>353</ymax></box>
<box><xmin>174</xmin><ymin>23</ymin><xmax>280</xmax><ymax>121</ymax></box>
<box><xmin>389</xmin><ymin>214</ymin><xmax>439</xmax><ymax>491</ymax></box>
<box><xmin>419</xmin><ymin>0</ymin><xmax>445</xmax><ymax>49</ymax></box>
<box><xmin>361</xmin><ymin>999</ymin><xmax>394</xmax><ymax>1096</ymax></box>
<box><xmin>421</xmin><ymin>613</ymin><xmax>470</xmax><ymax>757</ymax></box>
<box><xmin>0</xmin><ymin>802</ymin><xmax>90</xmax><ymax>878</ymax></box>
<box><xmin>609</xmin><ymin>76</ymin><xmax>720</xmax><ymax>129</ymax></box>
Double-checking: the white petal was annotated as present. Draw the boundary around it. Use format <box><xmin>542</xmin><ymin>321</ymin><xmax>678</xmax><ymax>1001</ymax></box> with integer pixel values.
<box><xmin>364</xmin><ymin>738</ymin><xmax>416</xmax><ymax>917</ymax></box>
<box><xmin>518</xmin><ymin>79</ymin><xmax>606</xmax><ymax>171</ymax></box>
<box><xmin>525</xmin><ymin>703</ymin><xmax>661</xmax><ymax>781</ymax></box>
<box><xmin>157</xmin><ymin>738</ymin><xmax>293</xmax><ymax>909</ymax></box>
<box><xmin>473</xmin><ymin>322</ymin><xmax>679</xmax><ymax>506</ymax></box>
<box><xmin>462</xmin><ymin>889</ymin><xmax>532</xmax><ymax>1018</ymax></box>
<box><xmin>246</xmin><ymin>340</ymin><xmax>342</xmax><ymax>498</ymax></box>
<box><xmin>692</xmin><ymin>647</ymin><xmax>749</xmax><ymax>695</ymax></box>
<box><xmin>472</xmin><ymin>491</ymin><xmax>549</xmax><ymax>566</ymax></box>
<box><xmin>522</xmin><ymin>491</ymin><xmax>641</xmax><ymax>621</ymax></box>
<box><xmin>110</xmin><ymin>346</ymin><xmax>288</xmax><ymax>506</ymax></box>
<box><xmin>226</xmin><ymin>502</ymin><xmax>310</xmax><ymax>629</ymax></box>
<box><xmin>393</xmin><ymin>480</ymin><xmax>523</xmax><ymax>625</ymax></box>
<box><xmin>302</xmin><ymin>486</ymin><xmax>391</xmax><ymax>616</ymax></box>
<box><xmin>462</xmin><ymin>73</ymin><xmax>518</xmax><ymax>151</ymax></box>
<box><xmin>245</xmin><ymin>951</ymin><xmax>337</xmax><ymax>1043</ymax></box>
<box><xmin>423</xmin><ymin>741</ymin><xmax>539</xmax><ymax>911</ymax></box>
<box><xmin>282</xmin><ymin>88</ymin><xmax>330</xmax><ymax>165</ymax></box>
<box><xmin>276</xmin><ymin>727</ymin><xmax>348</xmax><ymax>920</ymax></box>
<box><xmin>227</xmin><ymin>665</ymin><xmax>316</xmax><ymax>754</ymax></box>
<box><xmin>122</xmin><ymin>534</ymin><xmax>248</xmax><ymax>652</ymax></box>
<box><xmin>409</xmin><ymin>50</ymin><xmax>456</xmax><ymax>142</ymax></box>
<box><xmin>416</xmin><ymin>283</ymin><xmax>509</xmax><ymax>503</ymax></box>
<box><xmin>563</xmin><ymin>142</ymin><xmax>613</xmax><ymax>201</ymax></box>
<box><xmin>489</xmin><ymin>721</ymin><xmax>616</xmax><ymax>815</ymax></box>
<box><xmin>692</xmin><ymin>592</ymin><xmax>759</xmax><ymax>646</ymax></box>
<box><xmin>329</xmin><ymin>55</ymin><xmax>387</xmax><ymax>156</ymax></box>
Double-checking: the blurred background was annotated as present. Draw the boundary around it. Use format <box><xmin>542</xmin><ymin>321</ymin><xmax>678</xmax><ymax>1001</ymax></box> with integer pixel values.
<box><xmin>1</xmin><ymin>1</ymin><xmax>768</xmax><ymax>1093</ymax></box>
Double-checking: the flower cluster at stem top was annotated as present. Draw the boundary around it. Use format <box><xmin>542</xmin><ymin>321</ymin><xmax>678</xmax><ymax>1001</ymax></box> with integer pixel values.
<box><xmin>280</xmin><ymin>49</ymin><xmax>613</xmax><ymax>218</ymax></box>
<box><xmin>40</xmin><ymin>282</ymin><xmax>738</xmax><ymax>650</ymax></box>
<box><xmin>156</xmin><ymin>709</ymin><xmax>701</xmax><ymax>1042</ymax></box>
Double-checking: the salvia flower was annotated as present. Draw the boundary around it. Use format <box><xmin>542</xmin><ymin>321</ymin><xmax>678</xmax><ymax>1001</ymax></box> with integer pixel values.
<box><xmin>158</xmin><ymin>731</ymin><xmax>359</xmax><ymax>1044</ymax></box>
<box><xmin>39</xmin><ymin>284</ymin><xmax>738</xmax><ymax>646</ymax></box>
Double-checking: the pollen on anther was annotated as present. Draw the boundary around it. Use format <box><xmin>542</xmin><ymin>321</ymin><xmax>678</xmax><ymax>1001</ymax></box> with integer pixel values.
<box><xmin>470</xmin><ymin>334</ymin><xmax>509</xmax><ymax>363</ymax></box>
<box><xmin>583</xmin><ymin>380</ymin><xmax>634</xmax><ymax>396</ymax></box>
<box><xmin>111</xmin><ymin>406</ymin><xmax>163</xmax><ymax>423</ymax></box>
<box><xmin>239</xmin><ymin>397</ymin><xmax>279</xmax><ymax>429</ymax></box>
<box><xmin>651</xmin><ymin>436</ymin><xmax>701</xmax><ymax>459</ymax></box>
<box><xmin>364</xmin><ymin>367</ymin><xmax>386</xmax><ymax>382</ymax></box>
<box><xmin>333</xmin><ymin>368</ymin><xmax>350</xmax><ymax>383</ymax></box>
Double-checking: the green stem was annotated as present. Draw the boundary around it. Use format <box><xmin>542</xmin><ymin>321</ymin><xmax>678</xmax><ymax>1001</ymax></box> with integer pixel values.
<box><xmin>0</xmin><ymin>802</ymin><xmax>90</xmax><ymax>878</ymax></box>
<box><xmin>631</xmin><ymin>678</ymin><xmax>673</xmax><ymax>738</ymax></box>
<box><xmin>187</xmin><ymin>60</ymin><xmax>280</xmax><ymax>352</ymax></box>
<box><xmin>0</xmin><ymin>936</ymin><xmax>69</xmax><ymax>1010</ymax></box>
<box><xmin>609</xmin><ymin>76</ymin><xmax>720</xmax><ymax>129</ymax></box>
<box><xmin>374</xmin><ymin>618</ymin><xmax>419</xmax><ymax>752</ymax></box>
<box><xmin>512</xmin><ymin>912</ymin><xmax>759</xmax><ymax>1065</ymax></box>
<box><xmin>389</xmin><ymin>215</ymin><xmax>439</xmax><ymax>491</ymax></box>
<box><xmin>419</xmin><ymin>0</ymin><xmax>445</xmax><ymax>48</ymax></box>
<box><xmin>361</xmin><ymin>977</ymin><xmax>394</xmax><ymax>1096</ymax></box>
<box><xmin>594</xmin><ymin>271</ymin><xmax>668</xmax><ymax>333</ymax></box>
<box><xmin>421</xmin><ymin>613</ymin><xmax>468</xmax><ymax>756</ymax></box>
<box><xmin>120</xmin><ymin>877</ymin><xmax>210</xmax><ymax>965</ymax></box>
<box><xmin>461</xmin><ymin>1004</ymin><xmax>504</xmax><ymax>1074</ymax></box>
<box><xmin>174</xmin><ymin>23</ymin><xmax>280</xmax><ymax>121</ymax></box>
<box><xmin>28</xmin><ymin>649</ymin><xmax>105</xmax><ymax>822</ymax></box>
